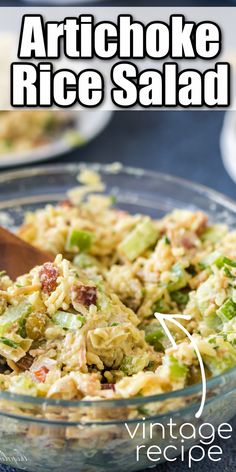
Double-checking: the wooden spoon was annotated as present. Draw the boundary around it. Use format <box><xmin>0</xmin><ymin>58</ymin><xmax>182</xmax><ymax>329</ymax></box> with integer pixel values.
<box><xmin>0</xmin><ymin>226</ymin><xmax>54</xmax><ymax>280</ymax></box>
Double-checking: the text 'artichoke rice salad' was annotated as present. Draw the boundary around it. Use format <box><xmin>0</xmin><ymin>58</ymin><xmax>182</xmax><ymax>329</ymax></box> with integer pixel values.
<box><xmin>1</xmin><ymin>169</ymin><xmax>236</xmax><ymax>419</ymax></box>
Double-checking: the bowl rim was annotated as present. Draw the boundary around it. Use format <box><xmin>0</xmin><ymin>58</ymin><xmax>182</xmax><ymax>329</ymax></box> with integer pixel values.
<box><xmin>1</xmin><ymin>161</ymin><xmax>236</xmax><ymax>215</ymax></box>
<box><xmin>0</xmin><ymin>162</ymin><xmax>236</xmax><ymax>413</ymax></box>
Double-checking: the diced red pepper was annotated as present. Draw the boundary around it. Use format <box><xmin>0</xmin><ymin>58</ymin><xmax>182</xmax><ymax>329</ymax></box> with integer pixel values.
<box><xmin>34</xmin><ymin>366</ymin><xmax>49</xmax><ymax>383</ymax></box>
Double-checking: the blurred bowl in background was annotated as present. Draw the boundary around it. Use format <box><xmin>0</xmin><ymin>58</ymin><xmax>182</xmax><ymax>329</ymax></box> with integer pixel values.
<box><xmin>0</xmin><ymin>110</ymin><xmax>113</xmax><ymax>168</ymax></box>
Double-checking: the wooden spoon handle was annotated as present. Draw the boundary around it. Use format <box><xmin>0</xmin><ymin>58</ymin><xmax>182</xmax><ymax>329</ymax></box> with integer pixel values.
<box><xmin>0</xmin><ymin>226</ymin><xmax>54</xmax><ymax>280</ymax></box>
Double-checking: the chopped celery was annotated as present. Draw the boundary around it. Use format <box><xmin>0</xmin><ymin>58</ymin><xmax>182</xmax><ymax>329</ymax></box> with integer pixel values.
<box><xmin>73</xmin><ymin>253</ymin><xmax>98</xmax><ymax>269</ymax></box>
<box><xmin>120</xmin><ymin>353</ymin><xmax>150</xmax><ymax>375</ymax></box>
<box><xmin>202</xmin><ymin>312</ymin><xmax>221</xmax><ymax>331</ymax></box>
<box><xmin>215</xmin><ymin>255</ymin><xmax>236</xmax><ymax>269</ymax></box>
<box><xmin>199</xmin><ymin>251</ymin><xmax>221</xmax><ymax>269</ymax></box>
<box><xmin>145</xmin><ymin>329</ymin><xmax>164</xmax><ymax>352</ymax></box>
<box><xmin>196</xmin><ymin>275</ymin><xmax>217</xmax><ymax>315</ymax></box>
<box><xmin>204</xmin><ymin>341</ymin><xmax>236</xmax><ymax>375</ymax></box>
<box><xmin>167</xmin><ymin>263</ymin><xmax>188</xmax><ymax>292</ymax></box>
<box><xmin>152</xmin><ymin>298</ymin><xmax>170</xmax><ymax>314</ymax></box>
<box><xmin>18</xmin><ymin>317</ymin><xmax>27</xmax><ymax>338</ymax></box>
<box><xmin>201</xmin><ymin>224</ymin><xmax>227</xmax><ymax>243</ymax></box>
<box><xmin>144</xmin><ymin>322</ymin><xmax>170</xmax><ymax>351</ymax></box>
<box><xmin>171</xmin><ymin>289</ymin><xmax>189</xmax><ymax>307</ymax></box>
<box><xmin>223</xmin><ymin>267</ymin><xmax>234</xmax><ymax>279</ymax></box>
<box><xmin>118</xmin><ymin>218</ymin><xmax>158</xmax><ymax>261</ymax></box>
<box><xmin>0</xmin><ymin>302</ymin><xmax>32</xmax><ymax>333</ymax></box>
<box><xmin>52</xmin><ymin>311</ymin><xmax>85</xmax><ymax>330</ymax></box>
<box><xmin>216</xmin><ymin>298</ymin><xmax>236</xmax><ymax>323</ymax></box>
<box><xmin>96</xmin><ymin>292</ymin><xmax>111</xmax><ymax>312</ymax></box>
<box><xmin>167</xmin><ymin>355</ymin><xmax>188</xmax><ymax>380</ymax></box>
<box><xmin>223</xmin><ymin>256</ymin><xmax>236</xmax><ymax>267</ymax></box>
<box><xmin>0</xmin><ymin>337</ymin><xmax>19</xmax><ymax>349</ymax></box>
<box><xmin>66</xmin><ymin>229</ymin><xmax>94</xmax><ymax>252</ymax></box>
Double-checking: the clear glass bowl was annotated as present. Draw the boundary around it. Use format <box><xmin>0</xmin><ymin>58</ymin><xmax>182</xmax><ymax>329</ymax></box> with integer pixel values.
<box><xmin>0</xmin><ymin>163</ymin><xmax>236</xmax><ymax>472</ymax></box>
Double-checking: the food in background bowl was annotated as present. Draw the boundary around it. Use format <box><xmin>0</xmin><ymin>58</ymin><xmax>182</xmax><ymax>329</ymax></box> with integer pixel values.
<box><xmin>0</xmin><ymin>111</ymin><xmax>74</xmax><ymax>155</ymax></box>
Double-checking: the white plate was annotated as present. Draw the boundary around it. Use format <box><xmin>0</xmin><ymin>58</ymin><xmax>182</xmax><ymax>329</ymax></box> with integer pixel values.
<box><xmin>0</xmin><ymin>110</ymin><xmax>113</xmax><ymax>168</ymax></box>
<box><xmin>220</xmin><ymin>110</ymin><xmax>236</xmax><ymax>183</ymax></box>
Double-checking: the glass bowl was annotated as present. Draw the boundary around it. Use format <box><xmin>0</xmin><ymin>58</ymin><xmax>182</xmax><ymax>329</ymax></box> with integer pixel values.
<box><xmin>0</xmin><ymin>163</ymin><xmax>236</xmax><ymax>472</ymax></box>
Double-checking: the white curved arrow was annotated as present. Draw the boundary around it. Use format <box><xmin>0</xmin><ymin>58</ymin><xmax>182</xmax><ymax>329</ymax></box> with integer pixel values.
<box><xmin>154</xmin><ymin>312</ymin><xmax>206</xmax><ymax>419</ymax></box>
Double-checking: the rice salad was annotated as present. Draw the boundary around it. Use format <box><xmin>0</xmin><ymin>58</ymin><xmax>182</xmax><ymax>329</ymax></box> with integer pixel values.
<box><xmin>0</xmin><ymin>111</ymin><xmax>74</xmax><ymax>155</ymax></box>
<box><xmin>1</xmin><ymin>172</ymin><xmax>236</xmax><ymax>407</ymax></box>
